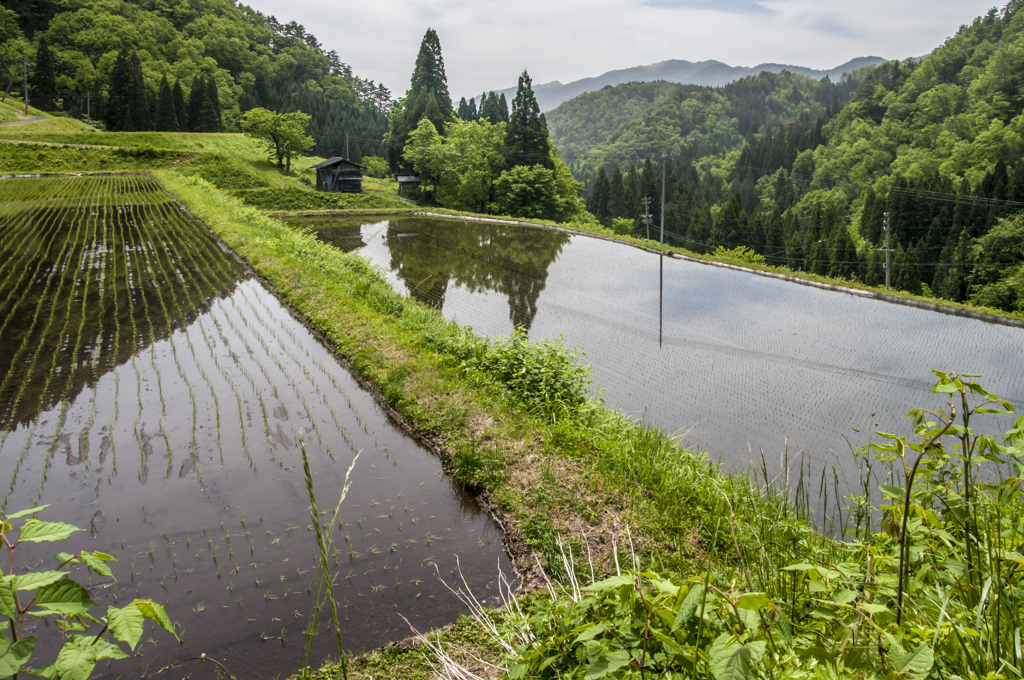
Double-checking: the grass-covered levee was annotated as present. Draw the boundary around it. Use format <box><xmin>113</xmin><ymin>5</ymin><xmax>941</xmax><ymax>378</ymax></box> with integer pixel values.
<box><xmin>1</xmin><ymin>102</ymin><xmax>1021</xmax><ymax>678</ymax></box>
<box><xmin>161</xmin><ymin>175</ymin><xmax>1024</xmax><ymax>680</ymax></box>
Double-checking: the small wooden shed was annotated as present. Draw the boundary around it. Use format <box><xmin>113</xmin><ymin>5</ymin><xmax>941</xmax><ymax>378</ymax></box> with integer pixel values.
<box><xmin>395</xmin><ymin>173</ymin><xmax>423</xmax><ymax>198</ymax></box>
<box><xmin>313</xmin><ymin>157</ymin><xmax>363</xmax><ymax>193</ymax></box>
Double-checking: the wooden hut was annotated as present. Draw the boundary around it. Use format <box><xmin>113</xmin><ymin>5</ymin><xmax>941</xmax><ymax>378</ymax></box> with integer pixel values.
<box><xmin>395</xmin><ymin>173</ymin><xmax>423</xmax><ymax>198</ymax></box>
<box><xmin>312</xmin><ymin>157</ymin><xmax>363</xmax><ymax>193</ymax></box>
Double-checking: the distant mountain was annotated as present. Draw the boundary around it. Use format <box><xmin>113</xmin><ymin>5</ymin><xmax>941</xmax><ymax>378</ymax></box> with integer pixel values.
<box><xmin>485</xmin><ymin>57</ymin><xmax>889</xmax><ymax>112</ymax></box>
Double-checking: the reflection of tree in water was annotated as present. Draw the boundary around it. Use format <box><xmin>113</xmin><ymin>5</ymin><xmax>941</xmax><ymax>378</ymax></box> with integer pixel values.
<box><xmin>382</xmin><ymin>218</ymin><xmax>570</xmax><ymax>332</ymax></box>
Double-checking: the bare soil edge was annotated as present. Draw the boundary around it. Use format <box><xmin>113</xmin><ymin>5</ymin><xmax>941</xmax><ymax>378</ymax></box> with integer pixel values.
<box><xmin>152</xmin><ymin>176</ymin><xmax>542</xmax><ymax>602</ymax></box>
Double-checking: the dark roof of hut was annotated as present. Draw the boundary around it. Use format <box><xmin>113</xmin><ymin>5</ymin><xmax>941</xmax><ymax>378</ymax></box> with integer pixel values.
<box><xmin>395</xmin><ymin>174</ymin><xmax>422</xmax><ymax>183</ymax></box>
<box><xmin>311</xmin><ymin>157</ymin><xmax>364</xmax><ymax>170</ymax></box>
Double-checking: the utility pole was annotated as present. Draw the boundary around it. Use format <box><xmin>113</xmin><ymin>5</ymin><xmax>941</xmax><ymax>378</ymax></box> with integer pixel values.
<box><xmin>660</xmin><ymin>153</ymin><xmax>667</xmax><ymax>245</ymax></box>
<box><xmin>345</xmin><ymin>132</ymin><xmax>349</xmax><ymax>159</ymax></box>
<box><xmin>22</xmin><ymin>56</ymin><xmax>29</xmax><ymax>115</ymax></box>
<box><xmin>84</xmin><ymin>89</ymin><xmax>90</xmax><ymax>121</ymax></box>
<box><xmin>878</xmin><ymin>211</ymin><xmax>893</xmax><ymax>290</ymax></box>
<box><xmin>641</xmin><ymin>197</ymin><xmax>653</xmax><ymax>240</ymax></box>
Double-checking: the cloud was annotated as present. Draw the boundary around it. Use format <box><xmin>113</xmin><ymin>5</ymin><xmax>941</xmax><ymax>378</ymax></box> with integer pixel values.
<box><xmin>641</xmin><ymin>0</ymin><xmax>771</xmax><ymax>12</ymax></box>
<box><xmin>808</xmin><ymin>16</ymin><xmax>865</xmax><ymax>40</ymax></box>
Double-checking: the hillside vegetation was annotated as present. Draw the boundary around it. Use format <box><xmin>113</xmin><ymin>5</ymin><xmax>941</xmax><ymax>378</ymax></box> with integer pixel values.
<box><xmin>0</xmin><ymin>0</ymin><xmax>388</xmax><ymax>159</ymax></box>
<box><xmin>563</xmin><ymin>4</ymin><xmax>1024</xmax><ymax>314</ymax></box>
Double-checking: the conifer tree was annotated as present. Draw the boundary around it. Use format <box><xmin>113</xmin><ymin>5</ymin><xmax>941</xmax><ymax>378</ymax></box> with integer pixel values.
<box><xmin>30</xmin><ymin>34</ymin><xmax>58</xmax><ymax>110</ymax></box>
<box><xmin>498</xmin><ymin>93</ymin><xmax>509</xmax><ymax>122</ymax></box>
<box><xmin>128</xmin><ymin>51</ymin><xmax>150</xmax><ymax>131</ymax></box>
<box><xmin>409</xmin><ymin>28</ymin><xmax>452</xmax><ymax>117</ymax></box>
<box><xmin>865</xmin><ymin>248</ymin><xmax>883</xmax><ymax>287</ymax></box>
<box><xmin>764</xmin><ymin>206</ymin><xmax>784</xmax><ymax>256</ymax></box>
<box><xmin>589</xmin><ymin>167</ymin><xmax>611</xmax><ymax>225</ymax></box>
<box><xmin>105</xmin><ymin>48</ymin><xmax>149</xmax><ymax>131</ymax></box>
<box><xmin>467</xmin><ymin>97</ymin><xmax>477</xmax><ymax>121</ymax></box>
<box><xmin>457</xmin><ymin>96</ymin><xmax>468</xmax><ymax>119</ymax></box>
<box><xmin>507</xmin><ymin>70</ymin><xmax>552</xmax><ymax>169</ymax></box>
<box><xmin>186</xmin><ymin>76</ymin><xmax>206</xmax><ymax>131</ymax></box>
<box><xmin>172</xmin><ymin>80</ymin><xmax>187</xmax><ymax>132</ymax></box>
<box><xmin>710</xmin><ymin>191</ymin><xmax>746</xmax><ymax>249</ymax></box>
<box><xmin>608</xmin><ymin>168</ymin><xmax>627</xmax><ymax>218</ymax></box>
<box><xmin>480</xmin><ymin>91</ymin><xmax>501</xmax><ymax>123</ymax></box>
<box><xmin>195</xmin><ymin>76</ymin><xmax>222</xmax><ymax>132</ymax></box>
<box><xmin>747</xmin><ymin>209</ymin><xmax>764</xmax><ymax>253</ymax></box>
<box><xmin>786</xmin><ymin>230</ymin><xmax>805</xmax><ymax>268</ymax></box>
<box><xmin>386</xmin><ymin>28</ymin><xmax>453</xmax><ymax>170</ymax></box>
<box><xmin>155</xmin><ymin>75</ymin><xmax>178</xmax><ymax>131</ymax></box>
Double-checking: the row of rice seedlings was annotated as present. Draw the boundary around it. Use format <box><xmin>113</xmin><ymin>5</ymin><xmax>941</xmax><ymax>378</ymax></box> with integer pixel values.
<box><xmin>0</xmin><ymin>178</ymin><xmax>88</xmax><ymax>432</ymax></box>
<box><xmin>144</xmin><ymin>216</ymin><xmax>270</xmax><ymax>469</ymax></box>
<box><xmin>33</xmin><ymin>179</ymin><xmax>108</xmax><ymax>502</ymax></box>
<box><xmin>115</xmin><ymin>187</ymin><xmax>163</xmax><ymax>482</ymax></box>
<box><xmin>145</xmin><ymin>195</ymin><xmax>257</xmax><ymax>470</ymax></box>
<box><xmin>0</xmin><ymin>177</ymin><xmax>78</xmax><ymax>320</ymax></box>
<box><xmin>0</xmin><ymin>183</ymin><xmax>94</xmax><ymax>510</ymax></box>
<box><xmin>233</xmin><ymin>287</ymin><xmax>360</xmax><ymax>450</ymax></box>
<box><xmin>45</xmin><ymin>179</ymin><xmax>110</xmax><ymax>479</ymax></box>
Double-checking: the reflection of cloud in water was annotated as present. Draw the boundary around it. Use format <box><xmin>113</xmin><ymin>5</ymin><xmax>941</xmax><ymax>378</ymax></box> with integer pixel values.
<box><xmin>343</xmin><ymin>216</ymin><xmax>1024</xmax><ymax>500</ymax></box>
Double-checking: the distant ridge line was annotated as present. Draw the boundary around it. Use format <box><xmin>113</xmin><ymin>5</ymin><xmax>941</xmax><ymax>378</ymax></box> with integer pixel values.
<box><xmin>479</xmin><ymin>56</ymin><xmax>889</xmax><ymax>112</ymax></box>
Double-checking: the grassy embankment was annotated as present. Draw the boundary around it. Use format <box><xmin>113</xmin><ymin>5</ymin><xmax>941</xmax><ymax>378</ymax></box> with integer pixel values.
<box><xmin>158</xmin><ymin>170</ymin><xmax>813</xmax><ymax>678</ymax></box>
<box><xmin>159</xmin><ymin>173</ymin><xmax>1024</xmax><ymax>680</ymax></box>
<box><xmin>4</xmin><ymin>117</ymin><xmax>1023</xmax><ymax>677</ymax></box>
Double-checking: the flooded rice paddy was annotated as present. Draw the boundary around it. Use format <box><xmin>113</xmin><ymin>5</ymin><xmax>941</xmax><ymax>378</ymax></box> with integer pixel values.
<box><xmin>0</xmin><ymin>178</ymin><xmax>511</xmax><ymax>678</ymax></box>
<box><xmin>308</xmin><ymin>216</ymin><xmax>1024</xmax><ymax>502</ymax></box>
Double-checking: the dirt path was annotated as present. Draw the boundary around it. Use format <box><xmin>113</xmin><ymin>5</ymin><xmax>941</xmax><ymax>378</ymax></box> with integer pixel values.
<box><xmin>0</xmin><ymin>138</ymin><xmax>116</xmax><ymax>149</ymax></box>
<box><xmin>0</xmin><ymin>116</ymin><xmax>47</xmax><ymax>126</ymax></box>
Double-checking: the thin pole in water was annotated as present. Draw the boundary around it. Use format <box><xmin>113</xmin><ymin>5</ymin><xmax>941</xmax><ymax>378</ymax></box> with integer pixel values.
<box><xmin>659</xmin><ymin>254</ymin><xmax>663</xmax><ymax>348</ymax></box>
<box><xmin>660</xmin><ymin>153</ymin><xmax>666</xmax><ymax>245</ymax></box>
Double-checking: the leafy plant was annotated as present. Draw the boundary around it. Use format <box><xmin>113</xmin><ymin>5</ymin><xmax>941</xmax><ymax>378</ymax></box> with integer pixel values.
<box><xmin>0</xmin><ymin>505</ymin><xmax>178</xmax><ymax>679</ymax></box>
<box><xmin>465</xmin><ymin>328</ymin><xmax>591</xmax><ymax>418</ymax></box>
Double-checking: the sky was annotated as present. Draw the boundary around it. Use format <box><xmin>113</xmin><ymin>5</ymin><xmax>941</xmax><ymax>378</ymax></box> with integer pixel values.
<box><xmin>242</xmin><ymin>0</ymin><xmax>998</xmax><ymax>99</ymax></box>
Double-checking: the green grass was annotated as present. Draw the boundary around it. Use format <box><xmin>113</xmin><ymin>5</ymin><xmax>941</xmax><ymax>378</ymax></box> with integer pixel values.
<box><xmin>0</xmin><ymin>98</ymin><xmax>52</xmax><ymax>123</ymax></box>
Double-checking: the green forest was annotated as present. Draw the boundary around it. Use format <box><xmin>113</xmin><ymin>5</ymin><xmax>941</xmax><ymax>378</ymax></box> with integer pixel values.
<box><xmin>0</xmin><ymin>0</ymin><xmax>389</xmax><ymax>159</ymax></box>
<box><xmin>2</xmin><ymin>0</ymin><xmax>1024</xmax><ymax>313</ymax></box>
<box><xmin>559</xmin><ymin>5</ymin><xmax>1024</xmax><ymax>313</ymax></box>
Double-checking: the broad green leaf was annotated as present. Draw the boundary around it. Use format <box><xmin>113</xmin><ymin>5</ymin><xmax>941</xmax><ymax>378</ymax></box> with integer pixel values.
<box><xmin>33</xmin><ymin>580</ymin><xmax>96</xmax><ymax>615</ymax></box>
<box><xmin>573</xmin><ymin>624</ymin><xmax>605</xmax><ymax>643</ymax></box>
<box><xmin>107</xmin><ymin>603</ymin><xmax>144</xmax><ymax>650</ymax></box>
<box><xmin>20</xmin><ymin>662</ymin><xmax>57</xmax><ymax>679</ymax></box>
<box><xmin>832</xmin><ymin>589</ymin><xmax>857</xmax><ymax>606</ymax></box>
<box><xmin>673</xmin><ymin>584</ymin><xmax>705</xmax><ymax>631</ymax></box>
<box><xmin>18</xmin><ymin>521</ymin><xmax>80</xmax><ymax>544</ymax></box>
<box><xmin>0</xmin><ymin>635</ymin><xmax>37</xmax><ymax>676</ymax></box>
<box><xmin>134</xmin><ymin>600</ymin><xmax>179</xmax><ymax>640</ymax></box>
<box><xmin>860</xmin><ymin>603</ymin><xmax>888</xmax><ymax>615</ymax></box>
<box><xmin>891</xmin><ymin>642</ymin><xmax>933</xmax><ymax>678</ymax></box>
<box><xmin>584</xmin><ymin>574</ymin><xmax>634</xmax><ymax>591</ymax></box>
<box><xmin>879</xmin><ymin>484</ymin><xmax>905</xmax><ymax>499</ymax></box>
<box><xmin>5</xmin><ymin>506</ymin><xmax>50</xmax><ymax>520</ymax></box>
<box><xmin>90</xmin><ymin>552</ymin><xmax>116</xmax><ymax>562</ymax></box>
<box><xmin>53</xmin><ymin>552</ymin><xmax>77</xmax><ymax>565</ymax></box>
<box><xmin>710</xmin><ymin>635</ymin><xmax>766</xmax><ymax>680</ymax></box>
<box><xmin>54</xmin><ymin>641</ymin><xmax>98</xmax><ymax>680</ymax></box>
<box><xmin>0</xmin><ymin>577</ymin><xmax>17</xmax><ymax>618</ymax></box>
<box><xmin>736</xmin><ymin>592</ymin><xmax>771</xmax><ymax>612</ymax></box>
<box><xmin>583</xmin><ymin>650</ymin><xmax>632</xmax><ymax>679</ymax></box>
<box><xmin>12</xmin><ymin>571</ymin><xmax>65</xmax><ymax>591</ymax></box>
<box><xmin>781</xmin><ymin>563</ymin><xmax>816</xmax><ymax>572</ymax></box>
<box><xmin>66</xmin><ymin>635</ymin><xmax>126</xmax><ymax>661</ymax></box>
<box><xmin>81</xmin><ymin>553</ymin><xmax>113</xmax><ymax>577</ymax></box>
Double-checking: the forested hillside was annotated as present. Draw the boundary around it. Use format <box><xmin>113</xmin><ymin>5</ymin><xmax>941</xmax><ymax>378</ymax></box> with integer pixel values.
<box><xmin>0</xmin><ymin>0</ymin><xmax>389</xmax><ymax>159</ymax></box>
<box><xmin>574</xmin><ymin>3</ymin><xmax>1024</xmax><ymax>313</ymax></box>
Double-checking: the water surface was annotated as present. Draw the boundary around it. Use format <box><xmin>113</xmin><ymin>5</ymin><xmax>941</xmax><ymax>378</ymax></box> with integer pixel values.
<box><xmin>307</xmin><ymin>216</ymin><xmax>1024</xmax><ymax>506</ymax></box>
<box><xmin>0</xmin><ymin>178</ymin><xmax>512</xmax><ymax>678</ymax></box>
